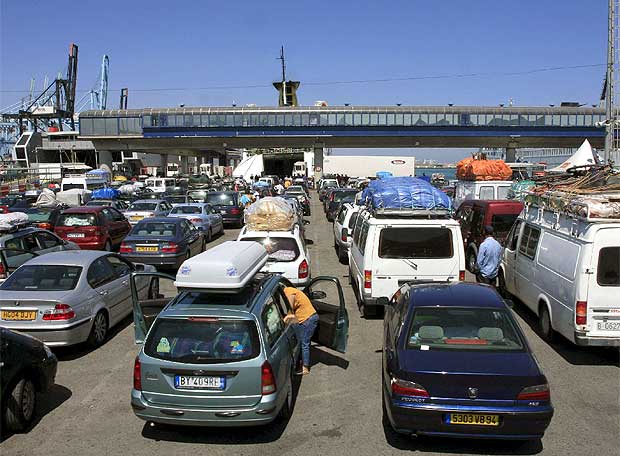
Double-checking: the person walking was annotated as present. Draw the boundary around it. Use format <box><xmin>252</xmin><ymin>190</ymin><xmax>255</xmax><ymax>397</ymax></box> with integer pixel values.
<box><xmin>283</xmin><ymin>287</ymin><xmax>318</xmax><ymax>375</ymax></box>
<box><xmin>476</xmin><ymin>225</ymin><xmax>503</xmax><ymax>286</ymax></box>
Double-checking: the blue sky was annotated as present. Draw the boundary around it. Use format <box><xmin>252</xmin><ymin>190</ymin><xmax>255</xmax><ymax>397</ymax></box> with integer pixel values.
<box><xmin>0</xmin><ymin>0</ymin><xmax>608</xmax><ymax>161</ymax></box>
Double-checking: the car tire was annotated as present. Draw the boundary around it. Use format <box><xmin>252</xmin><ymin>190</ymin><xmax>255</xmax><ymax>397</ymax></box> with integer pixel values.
<box><xmin>104</xmin><ymin>240</ymin><xmax>112</xmax><ymax>252</ymax></box>
<box><xmin>466</xmin><ymin>247</ymin><xmax>477</xmax><ymax>273</ymax></box>
<box><xmin>539</xmin><ymin>306</ymin><xmax>555</xmax><ymax>343</ymax></box>
<box><xmin>338</xmin><ymin>244</ymin><xmax>348</xmax><ymax>264</ymax></box>
<box><xmin>87</xmin><ymin>310</ymin><xmax>108</xmax><ymax>348</ymax></box>
<box><xmin>206</xmin><ymin>228</ymin><xmax>212</xmax><ymax>243</ymax></box>
<box><xmin>497</xmin><ymin>271</ymin><xmax>510</xmax><ymax>298</ymax></box>
<box><xmin>278</xmin><ymin>369</ymin><xmax>294</xmax><ymax>420</ymax></box>
<box><xmin>4</xmin><ymin>377</ymin><xmax>37</xmax><ymax>432</ymax></box>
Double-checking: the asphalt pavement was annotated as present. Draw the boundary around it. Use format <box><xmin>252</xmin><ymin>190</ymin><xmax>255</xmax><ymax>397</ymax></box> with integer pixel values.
<box><xmin>2</xmin><ymin>197</ymin><xmax>619</xmax><ymax>456</ymax></box>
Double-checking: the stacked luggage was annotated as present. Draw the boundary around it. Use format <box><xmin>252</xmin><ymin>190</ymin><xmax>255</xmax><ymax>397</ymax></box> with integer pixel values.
<box><xmin>244</xmin><ymin>197</ymin><xmax>296</xmax><ymax>231</ymax></box>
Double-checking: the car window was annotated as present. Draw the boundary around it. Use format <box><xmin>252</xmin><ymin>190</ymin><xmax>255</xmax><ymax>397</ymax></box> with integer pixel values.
<box><xmin>171</xmin><ymin>206</ymin><xmax>202</xmax><ymax>214</ymax></box>
<box><xmin>506</xmin><ymin>220</ymin><xmax>522</xmax><ymax>251</ymax></box>
<box><xmin>261</xmin><ymin>296</ymin><xmax>285</xmax><ymax>348</ymax></box>
<box><xmin>497</xmin><ymin>186</ymin><xmax>510</xmax><ymax>200</ymax></box>
<box><xmin>87</xmin><ymin>258</ymin><xmax>115</xmax><ymax>288</ymax></box>
<box><xmin>1</xmin><ymin>265</ymin><xmax>82</xmax><ymax>291</ymax></box>
<box><xmin>57</xmin><ymin>213</ymin><xmax>98</xmax><ymax>227</ymax></box>
<box><xmin>274</xmin><ymin>286</ymin><xmax>293</xmax><ymax>316</ymax></box>
<box><xmin>128</xmin><ymin>202</ymin><xmax>158</xmax><ymax>211</ymax></box>
<box><xmin>491</xmin><ymin>213</ymin><xmax>519</xmax><ymax>237</ymax></box>
<box><xmin>337</xmin><ymin>206</ymin><xmax>347</xmax><ymax>224</ymax></box>
<box><xmin>359</xmin><ymin>221</ymin><xmax>370</xmax><ymax>252</ymax></box>
<box><xmin>348</xmin><ymin>212</ymin><xmax>359</xmax><ymax>229</ymax></box>
<box><xmin>108</xmin><ymin>208</ymin><xmax>125</xmax><ymax>221</ymax></box>
<box><xmin>100</xmin><ymin>208</ymin><xmax>115</xmax><ymax>223</ymax></box>
<box><xmin>18</xmin><ymin>233</ymin><xmax>39</xmax><ymax>252</ymax></box>
<box><xmin>35</xmin><ymin>232</ymin><xmax>62</xmax><ymax>250</ymax></box>
<box><xmin>479</xmin><ymin>186</ymin><xmax>494</xmax><ymax>200</ymax></box>
<box><xmin>105</xmin><ymin>255</ymin><xmax>131</xmax><ymax>278</ymax></box>
<box><xmin>518</xmin><ymin>224</ymin><xmax>540</xmax><ymax>259</ymax></box>
<box><xmin>379</xmin><ymin>227</ymin><xmax>453</xmax><ymax>259</ymax></box>
<box><xmin>132</xmin><ymin>222</ymin><xmax>177</xmax><ymax>237</ymax></box>
<box><xmin>181</xmin><ymin>221</ymin><xmax>191</xmax><ymax>236</ymax></box>
<box><xmin>597</xmin><ymin>247</ymin><xmax>620</xmax><ymax>287</ymax></box>
<box><xmin>240</xmin><ymin>237</ymin><xmax>300</xmax><ymax>262</ymax></box>
<box><xmin>352</xmin><ymin>215</ymin><xmax>364</xmax><ymax>246</ymax></box>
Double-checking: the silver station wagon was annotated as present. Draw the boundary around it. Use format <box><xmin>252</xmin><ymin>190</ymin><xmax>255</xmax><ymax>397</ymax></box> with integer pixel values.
<box><xmin>130</xmin><ymin>241</ymin><xmax>349</xmax><ymax>427</ymax></box>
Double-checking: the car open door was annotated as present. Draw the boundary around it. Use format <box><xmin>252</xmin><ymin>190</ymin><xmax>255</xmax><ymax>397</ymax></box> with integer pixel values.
<box><xmin>130</xmin><ymin>272</ymin><xmax>177</xmax><ymax>344</ymax></box>
<box><xmin>0</xmin><ymin>248</ymin><xmax>39</xmax><ymax>280</ymax></box>
<box><xmin>303</xmin><ymin>276</ymin><xmax>349</xmax><ymax>353</ymax></box>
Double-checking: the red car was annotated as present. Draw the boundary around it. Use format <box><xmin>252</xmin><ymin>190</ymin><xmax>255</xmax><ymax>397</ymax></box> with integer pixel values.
<box><xmin>54</xmin><ymin>206</ymin><xmax>131</xmax><ymax>251</ymax></box>
<box><xmin>454</xmin><ymin>200</ymin><xmax>524</xmax><ymax>272</ymax></box>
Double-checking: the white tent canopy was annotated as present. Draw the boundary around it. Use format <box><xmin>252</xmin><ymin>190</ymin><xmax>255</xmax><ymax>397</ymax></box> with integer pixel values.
<box><xmin>232</xmin><ymin>154</ymin><xmax>264</xmax><ymax>181</ymax></box>
<box><xmin>549</xmin><ymin>139</ymin><xmax>597</xmax><ymax>173</ymax></box>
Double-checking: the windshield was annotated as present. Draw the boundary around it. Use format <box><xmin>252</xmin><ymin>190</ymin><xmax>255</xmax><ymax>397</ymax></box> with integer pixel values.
<box><xmin>166</xmin><ymin>196</ymin><xmax>187</xmax><ymax>204</ymax></box>
<box><xmin>240</xmin><ymin>237</ymin><xmax>300</xmax><ymax>262</ymax></box>
<box><xmin>333</xmin><ymin>191</ymin><xmax>357</xmax><ymax>202</ymax></box>
<box><xmin>87</xmin><ymin>200</ymin><xmax>112</xmax><ymax>206</ymax></box>
<box><xmin>205</xmin><ymin>193</ymin><xmax>236</xmax><ymax>206</ymax></box>
<box><xmin>24</xmin><ymin>208</ymin><xmax>52</xmax><ymax>222</ymax></box>
<box><xmin>170</xmin><ymin>206</ymin><xmax>202</xmax><ymax>215</ymax></box>
<box><xmin>145</xmin><ymin>318</ymin><xmax>260</xmax><ymax>364</ymax></box>
<box><xmin>1</xmin><ymin>265</ymin><xmax>82</xmax><ymax>291</ymax></box>
<box><xmin>57</xmin><ymin>213</ymin><xmax>98</xmax><ymax>227</ymax></box>
<box><xmin>407</xmin><ymin>307</ymin><xmax>524</xmax><ymax>351</ymax></box>
<box><xmin>288</xmin><ymin>186</ymin><xmax>303</xmax><ymax>192</ymax></box>
<box><xmin>491</xmin><ymin>214</ymin><xmax>519</xmax><ymax>237</ymax></box>
<box><xmin>188</xmin><ymin>191</ymin><xmax>207</xmax><ymax>202</ymax></box>
<box><xmin>132</xmin><ymin>222</ymin><xmax>177</xmax><ymax>236</ymax></box>
<box><xmin>128</xmin><ymin>202</ymin><xmax>158</xmax><ymax>211</ymax></box>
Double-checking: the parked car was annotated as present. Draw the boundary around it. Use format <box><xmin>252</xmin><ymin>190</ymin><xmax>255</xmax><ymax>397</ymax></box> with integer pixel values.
<box><xmin>238</xmin><ymin>225</ymin><xmax>311</xmax><ymax>286</ymax></box>
<box><xmin>120</xmin><ymin>217</ymin><xmax>205</xmax><ymax>270</ymax></box>
<box><xmin>54</xmin><ymin>206</ymin><xmax>131</xmax><ymax>251</ymax></box>
<box><xmin>332</xmin><ymin>203</ymin><xmax>361</xmax><ymax>263</ymax></box>
<box><xmin>0</xmin><ymin>195</ymin><xmax>30</xmax><ymax>213</ymax></box>
<box><xmin>85</xmin><ymin>199</ymin><xmax>130</xmax><ymax>212</ymax></box>
<box><xmin>203</xmin><ymin>191</ymin><xmax>244</xmax><ymax>228</ymax></box>
<box><xmin>284</xmin><ymin>186</ymin><xmax>311</xmax><ymax>216</ymax></box>
<box><xmin>164</xmin><ymin>195</ymin><xmax>197</xmax><ymax>206</ymax></box>
<box><xmin>129</xmin><ymin>241</ymin><xmax>349</xmax><ymax>427</ymax></box>
<box><xmin>382</xmin><ymin>282</ymin><xmax>553</xmax><ymax>440</ymax></box>
<box><xmin>166</xmin><ymin>203</ymin><xmax>224</xmax><ymax>242</ymax></box>
<box><xmin>124</xmin><ymin>199</ymin><xmax>173</xmax><ymax>226</ymax></box>
<box><xmin>499</xmin><ymin>200</ymin><xmax>620</xmax><ymax>346</ymax></box>
<box><xmin>325</xmin><ymin>189</ymin><xmax>358</xmax><ymax>222</ymax></box>
<box><xmin>0</xmin><ymin>250</ymin><xmax>155</xmax><ymax>347</ymax></box>
<box><xmin>1</xmin><ymin>328</ymin><xmax>57</xmax><ymax>432</ymax></box>
<box><xmin>454</xmin><ymin>200</ymin><xmax>524</xmax><ymax>272</ymax></box>
<box><xmin>22</xmin><ymin>206</ymin><xmax>66</xmax><ymax>231</ymax></box>
<box><xmin>349</xmin><ymin>208</ymin><xmax>465</xmax><ymax>317</ymax></box>
<box><xmin>318</xmin><ymin>179</ymin><xmax>339</xmax><ymax>201</ymax></box>
<box><xmin>322</xmin><ymin>188</ymin><xmax>339</xmax><ymax>212</ymax></box>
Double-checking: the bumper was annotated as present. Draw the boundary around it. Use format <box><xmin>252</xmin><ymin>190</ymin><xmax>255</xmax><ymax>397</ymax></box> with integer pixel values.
<box><xmin>121</xmin><ymin>252</ymin><xmax>186</xmax><ymax>269</ymax></box>
<box><xmin>65</xmin><ymin>239</ymin><xmax>106</xmax><ymax>250</ymax></box>
<box><xmin>9</xmin><ymin>318</ymin><xmax>92</xmax><ymax>347</ymax></box>
<box><xmin>287</xmin><ymin>277</ymin><xmax>311</xmax><ymax>287</ymax></box>
<box><xmin>574</xmin><ymin>331</ymin><xmax>620</xmax><ymax>346</ymax></box>
<box><xmin>384</xmin><ymin>390</ymin><xmax>553</xmax><ymax>440</ymax></box>
<box><xmin>131</xmin><ymin>389</ymin><xmax>282</xmax><ymax>427</ymax></box>
<box><xmin>222</xmin><ymin>215</ymin><xmax>242</xmax><ymax>225</ymax></box>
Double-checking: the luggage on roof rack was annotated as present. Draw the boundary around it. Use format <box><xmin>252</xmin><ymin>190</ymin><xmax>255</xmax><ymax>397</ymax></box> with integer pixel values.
<box><xmin>0</xmin><ymin>212</ymin><xmax>30</xmax><ymax>232</ymax></box>
<box><xmin>361</xmin><ymin>176</ymin><xmax>452</xmax><ymax>213</ymax></box>
<box><xmin>244</xmin><ymin>197</ymin><xmax>295</xmax><ymax>231</ymax></box>
<box><xmin>525</xmin><ymin>190</ymin><xmax>620</xmax><ymax>222</ymax></box>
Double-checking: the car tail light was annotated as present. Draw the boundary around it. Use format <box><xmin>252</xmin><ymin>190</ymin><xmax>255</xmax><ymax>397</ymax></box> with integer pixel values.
<box><xmin>37</xmin><ymin>222</ymin><xmax>52</xmax><ymax>230</ymax></box>
<box><xmin>0</xmin><ymin>262</ymin><xmax>6</xmax><ymax>279</ymax></box>
<box><xmin>133</xmin><ymin>357</ymin><xmax>142</xmax><ymax>391</ymax></box>
<box><xmin>147</xmin><ymin>212</ymin><xmax>155</xmax><ymax>217</ymax></box>
<box><xmin>161</xmin><ymin>242</ymin><xmax>179</xmax><ymax>253</ymax></box>
<box><xmin>189</xmin><ymin>218</ymin><xmax>202</xmax><ymax>224</ymax></box>
<box><xmin>364</xmin><ymin>270</ymin><xmax>372</xmax><ymax>289</ymax></box>
<box><xmin>341</xmin><ymin>228</ymin><xmax>348</xmax><ymax>242</ymax></box>
<box><xmin>298</xmin><ymin>259</ymin><xmax>309</xmax><ymax>279</ymax></box>
<box><xmin>42</xmin><ymin>303</ymin><xmax>75</xmax><ymax>321</ymax></box>
<box><xmin>576</xmin><ymin>301</ymin><xmax>587</xmax><ymax>326</ymax></box>
<box><xmin>261</xmin><ymin>361</ymin><xmax>276</xmax><ymax>394</ymax></box>
<box><xmin>459</xmin><ymin>270</ymin><xmax>465</xmax><ymax>281</ymax></box>
<box><xmin>119</xmin><ymin>242</ymin><xmax>133</xmax><ymax>253</ymax></box>
<box><xmin>230</xmin><ymin>208</ymin><xmax>241</xmax><ymax>215</ymax></box>
<box><xmin>391</xmin><ymin>378</ymin><xmax>429</xmax><ymax>397</ymax></box>
<box><xmin>517</xmin><ymin>383</ymin><xmax>550</xmax><ymax>401</ymax></box>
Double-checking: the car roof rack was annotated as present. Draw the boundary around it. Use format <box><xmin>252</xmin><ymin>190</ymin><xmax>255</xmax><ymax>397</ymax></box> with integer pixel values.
<box><xmin>368</xmin><ymin>207</ymin><xmax>453</xmax><ymax>219</ymax></box>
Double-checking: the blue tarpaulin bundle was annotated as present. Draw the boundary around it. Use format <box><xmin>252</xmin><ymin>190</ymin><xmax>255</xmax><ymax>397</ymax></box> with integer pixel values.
<box><xmin>91</xmin><ymin>187</ymin><xmax>120</xmax><ymax>200</ymax></box>
<box><xmin>362</xmin><ymin>176</ymin><xmax>452</xmax><ymax>211</ymax></box>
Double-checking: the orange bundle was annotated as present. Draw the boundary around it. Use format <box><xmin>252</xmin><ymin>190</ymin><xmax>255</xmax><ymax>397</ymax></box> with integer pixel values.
<box><xmin>456</xmin><ymin>158</ymin><xmax>513</xmax><ymax>181</ymax></box>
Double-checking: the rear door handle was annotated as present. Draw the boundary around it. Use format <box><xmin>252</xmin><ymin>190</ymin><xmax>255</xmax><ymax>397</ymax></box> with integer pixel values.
<box><xmin>99</xmin><ymin>290</ymin><xmax>109</xmax><ymax>296</ymax></box>
<box><xmin>122</xmin><ymin>280</ymin><xmax>128</xmax><ymax>285</ymax></box>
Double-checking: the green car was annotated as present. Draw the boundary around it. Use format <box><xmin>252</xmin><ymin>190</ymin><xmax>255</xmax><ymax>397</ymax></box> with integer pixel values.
<box><xmin>129</xmin><ymin>241</ymin><xmax>349</xmax><ymax>427</ymax></box>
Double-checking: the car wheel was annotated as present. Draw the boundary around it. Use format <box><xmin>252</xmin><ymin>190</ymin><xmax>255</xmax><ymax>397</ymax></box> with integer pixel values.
<box><xmin>206</xmin><ymin>228</ymin><xmax>212</xmax><ymax>243</ymax></box>
<box><xmin>466</xmin><ymin>248</ymin><xmax>477</xmax><ymax>273</ymax></box>
<box><xmin>497</xmin><ymin>271</ymin><xmax>510</xmax><ymax>298</ymax></box>
<box><xmin>104</xmin><ymin>240</ymin><xmax>112</xmax><ymax>252</ymax></box>
<box><xmin>539</xmin><ymin>306</ymin><xmax>555</xmax><ymax>343</ymax></box>
<box><xmin>278</xmin><ymin>369</ymin><xmax>294</xmax><ymax>420</ymax></box>
<box><xmin>338</xmin><ymin>244</ymin><xmax>348</xmax><ymax>264</ymax></box>
<box><xmin>4</xmin><ymin>377</ymin><xmax>37</xmax><ymax>432</ymax></box>
<box><xmin>87</xmin><ymin>310</ymin><xmax>108</xmax><ymax>348</ymax></box>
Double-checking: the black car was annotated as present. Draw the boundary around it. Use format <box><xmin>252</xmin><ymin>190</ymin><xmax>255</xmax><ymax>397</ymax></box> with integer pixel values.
<box><xmin>325</xmin><ymin>189</ymin><xmax>357</xmax><ymax>222</ymax></box>
<box><xmin>0</xmin><ymin>195</ymin><xmax>30</xmax><ymax>213</ymax></box>
<box><xmin>202</xmin><ymin>191</ymin><xmax>244</xmax><ymax>227</ymax></box>
<box><xmin>1</xmin><ymin>327</ymin><xmax>57</xmax><ymax>432</ymax></box>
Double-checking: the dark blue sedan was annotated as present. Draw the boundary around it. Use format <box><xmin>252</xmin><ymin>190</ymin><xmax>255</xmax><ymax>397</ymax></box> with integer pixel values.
<box><xmin>119</xmin><ymin>217</ymin><xmax>205</xmax><ymax>270</ymax></box>
<box><xmin>382</xmin><ymin>283</ymin><xmax>553</xmax><ymax>441</ymax></box>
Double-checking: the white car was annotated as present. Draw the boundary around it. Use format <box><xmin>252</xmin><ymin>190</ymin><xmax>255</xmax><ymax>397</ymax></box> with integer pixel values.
<box><xmin>124</xmin><ymin>200</ymin><xmax>173</xmax><ymax>225</ymax></box>
<box><xmin>237</xmin><ymin>225</ymin><xmax>311</xmax><ymax>286</ymax></box>
<box><xmin>332</xmin><ymin>203</ymin><xmax>361</xmax><ymax>263</ymax></box>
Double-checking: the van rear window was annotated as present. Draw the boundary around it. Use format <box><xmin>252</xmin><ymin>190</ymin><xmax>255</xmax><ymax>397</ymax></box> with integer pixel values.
<box><xmin>597</xmin><ymin>247</ymin><xmax>620</xmax><ymax>286</ymax></box>
<box><xmin>379</xmin><ymin>228</ymin><xmax>453</xmax><ymax>259</ymax></box>
<box><xmin>240</xmin><ymin>237</ymin><xmax>300</xmax><ymax>262</ymax></box>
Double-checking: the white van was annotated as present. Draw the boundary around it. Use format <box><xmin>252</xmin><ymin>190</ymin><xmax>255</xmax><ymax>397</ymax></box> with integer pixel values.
<box><xmin>60</xmin><ymin>174</ymin><xmax>107</xmax><ymax>192</ymax></box>
<box><xmin>348</xmin><ymin>208</ymin><xmax>465</xmax><ymax>317</ymax></box>
<box><xmin>500</xmin><ymin>199</ymin><xmax>620</xmax><ymax>347</ymax></box>
<box><xmin>453</xmin><ymin>180</ymin><xmax>512</xmax><ymax>209</ymax></box>
<box><xmin>145</xmin><ymin>178</ymin><xmax>176</xmax><ymax>194</ymax></box>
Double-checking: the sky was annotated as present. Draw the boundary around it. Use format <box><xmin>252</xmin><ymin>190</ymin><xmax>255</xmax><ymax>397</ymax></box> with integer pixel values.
<box><xmin>0</xmin><ymin>0</ymin><xmax>609</xmax><ymax>162</ymax></box>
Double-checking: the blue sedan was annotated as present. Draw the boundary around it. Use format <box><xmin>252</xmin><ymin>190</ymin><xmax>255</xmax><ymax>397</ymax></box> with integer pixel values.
<box><xmin>382</xmin><ymin>283</ymin><xmax>553</xmax><ymax>441</ymax></box>
<box><xmin>166</xmin><ymin>203</ymin><xmax>224</xmax><ymax>242</ymax></box>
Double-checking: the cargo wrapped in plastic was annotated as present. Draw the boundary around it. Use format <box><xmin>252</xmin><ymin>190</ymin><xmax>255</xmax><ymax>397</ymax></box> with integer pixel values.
<box><xmin>244</xmin><ymin>197</ymin><xmax>295</xmax><ymax>231</ymax></box>
<box><xmin>361</xmin><ymin>176</ymin><xmax>452</xmax><ymax>211</ymax></box>
<box><xmin>91</xmin><ymin>187</ymin><xmax>120</xmax><ymax>200</ymax></box>
<box><xmin>56</xmin><ymin>189</ymin><xmax>91</xmax><ymax>207</ymax></box>
<box><xmin>508</xmin><ymin>180</ymin><xmax>536</xmax><ymax>201</ymax></box>
<box><xmin>34</xmin><ymin>188</ymin><xmax>59</xmax><ymax>207</ymax></box>
<box><xmin>0</xmin><ymin>212</ymin><xmax>29</xmax><ymax>231</ymax></box>
<box><xmin>456</xmin><ymin>158</ymin><xmax>512</xmax><ymax>181</ymax></box>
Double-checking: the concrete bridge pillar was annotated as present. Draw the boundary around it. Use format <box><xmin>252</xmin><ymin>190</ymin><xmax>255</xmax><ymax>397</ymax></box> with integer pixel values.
<box><xmin>505</xmin><ymin>146</ymin><xmax>517</xmax><ymax>163</ymax></box>
<box><xmin>313</xmin><ymin>144</ymin><xmax>324</xmax><ymax>180</ymax></box>
<box><xmin>180</xmin><ymin>155</ymin><xmax>189</xmax><ymax>175</ymax></box>
<box><xmin>159</xmin><ymin>154</ymin><xmax>167</xmax><ymax>177</ymax></box>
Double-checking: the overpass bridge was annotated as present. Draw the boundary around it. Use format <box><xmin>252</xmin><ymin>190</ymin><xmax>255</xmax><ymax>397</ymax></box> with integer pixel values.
<box><xmin>78</xmin><ymin>105</ymin><xmax>607</xmax><ymax>173</ymax></box>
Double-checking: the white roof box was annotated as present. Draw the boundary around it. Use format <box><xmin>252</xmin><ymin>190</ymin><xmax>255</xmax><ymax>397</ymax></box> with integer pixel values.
<box><xmin>174</xmin><ymin>241</ymin><xmax>268</xmax><ymax>290</ymax></box>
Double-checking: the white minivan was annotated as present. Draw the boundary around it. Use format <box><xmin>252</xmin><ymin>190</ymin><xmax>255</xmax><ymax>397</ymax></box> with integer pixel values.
<box><xmin>499</xmin><ymin>202</ymin><xmax>620</xmax><ymax>347</ymax></box>
<box><xmin>348</xmin><ymin>209</ymin><xmax>465</xmax><ymax>317</ymax></box>
<box><xmin>453</xmin><ymin>180</ymin><xmax>512</xmax><ymax>209</ymax></box>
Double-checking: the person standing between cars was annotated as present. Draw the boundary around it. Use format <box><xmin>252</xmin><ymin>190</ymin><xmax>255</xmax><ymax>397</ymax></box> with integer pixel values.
<box><xmin>283</xmin><ymin>287</ymin><xmax>318</xmax><ymax>375</ymax></box>
<box><xmin>476</xmin><ymin>225</ymin><xmax>503</xmax><ymax>286</ymax></box>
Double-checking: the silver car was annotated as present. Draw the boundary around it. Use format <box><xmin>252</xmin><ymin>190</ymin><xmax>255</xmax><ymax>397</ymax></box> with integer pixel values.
<box><xmin>167</xmin><ymin>203</ymin><xmax>225</xmax><ymax>242</ymax></box>
<box><xmin>0</xmin><ymin>250</ymin><xmax>155</xmax><ymax>347</ymax></box>
<box><xmin>125</xmin><ymin>200</ymin><xmax>172</xmax><ymax>226</ymax></box>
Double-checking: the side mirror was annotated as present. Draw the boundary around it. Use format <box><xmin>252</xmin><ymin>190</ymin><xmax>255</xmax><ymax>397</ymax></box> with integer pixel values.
<box><xmin>309</xmin><ymin>290</ymin><xmax>327</xmax><ymax>300</ymax></box>
<box><xmin>504</xmin><ymin>299</ymin><xmax>514</xmax><ymax>309</ymax></box>
<box><xmin>134</xmin><ymin>263</ymin><xmax>145</xmax><ymax>272</ymax></box>
<box><xmin>377</xmin><ymin>297</ymin><xmax>389</xmax><ymax>307</ymax></box>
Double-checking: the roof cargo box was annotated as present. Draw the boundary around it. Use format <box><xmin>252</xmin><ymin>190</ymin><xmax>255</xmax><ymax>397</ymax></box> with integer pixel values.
<box><xmin>174</xmin><ymin>241</ymin><xmax>268</xmax><ymax>290</ymax></box>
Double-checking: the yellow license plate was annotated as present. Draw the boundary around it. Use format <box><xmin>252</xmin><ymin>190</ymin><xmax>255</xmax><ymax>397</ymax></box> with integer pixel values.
<box><xmin>1</xmin><ymin>310</ymin><xmax>37</xmax><ymax>321</ymax></box>
<box><xmin>130</xmin><ymin>216</ymin><xmax>144</xmax><ymax>221</ymax></box>
<box><xmin>449</xmin><ymin>413</ymin><xmax>499</xmax><ymax>426</ymax></box>
<box><xmin>136</xmin><ymin>246</ymin><xmax>158</xmax><ymax>252</ymax></box>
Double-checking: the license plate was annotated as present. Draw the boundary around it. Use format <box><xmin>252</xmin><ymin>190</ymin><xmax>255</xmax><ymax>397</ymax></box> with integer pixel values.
<box><xmin>130</xmin><ymin>215</ymin><xmax>144</xmax><ymax>221</ymax></box>
<box><xmin>597</xmin><ymin>321</ymin><xmax>620</xmax><ymax>331</ymax></box>
<box><xmin>448</xmin><ymin>413</ymin><xmax>499</xmax><ymax>426</ymax></box>
<box><xmin>174</xmin><ymin>375</ymin><xmax>225</xmax><ymax>390</ymax></box>
<box><xmin>67</xmin><ymin>233</ymin><xmax>84</xmax><ymax>238</ymax></box>
<box><xmin>136</xmin><ymin>246</ymin><xmax>158</xmax><ymax>252</ymax></box>
<box><xmin>220</xmin><ymin>210</ymin><xmax>226</xmax><ymax>214</ymax></box>
<box><xmin>1</xmin><ymin>310</ymin><xmax>37</xmax><ymax>321</ymax></box>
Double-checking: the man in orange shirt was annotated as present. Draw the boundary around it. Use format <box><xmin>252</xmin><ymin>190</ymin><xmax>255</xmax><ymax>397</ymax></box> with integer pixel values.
<box><xmin>283</xmin><ymin>287</ymin><xmax>318</xmax><ymax>375</ymax></box>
